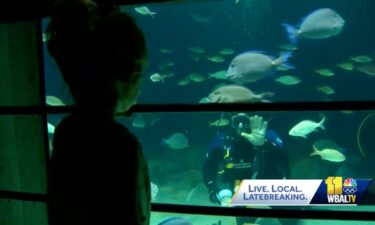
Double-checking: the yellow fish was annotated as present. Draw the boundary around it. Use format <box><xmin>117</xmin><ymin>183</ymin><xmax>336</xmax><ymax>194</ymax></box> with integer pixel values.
<box><xmin>350</xmin><ymin>55</ymin><xmax>372</xmax><ymax>63</ymax></box>
<box><xmin>317</xmin><ymin>86</ymin><xmax>335</xmax><ymax>95</ymax></box>
<box><xmin>311</xmin><ymin>144</ymin><xmax>346</xmax><ymax>162</ymax></box>
<box><xmin>46</xmin><ymin>96</ymin><xmax>65</xmax><ymax>106</ymax></box>
<box><xmin>336</xmin><ymin>62</ymin><xmax>353</xmax><ymax>71</ymax></box>
<box><xmin>275</xmin><ymin>75</ymin><xmax>301</xmax><ymax>85</ymax></box>
<box><xmin>315</xmin><ymin>69</ymin><xmax>335</xmax><ymax>77</ymax></box>
<box><xmin>209</xmin><ymin>119</ymin><xmax>230</xmax><ymax>127</ymax></box>
<box><xmin>207</xmin><ymin>56</ymin><xmax>226</xmax><ymax>63</ymax></box>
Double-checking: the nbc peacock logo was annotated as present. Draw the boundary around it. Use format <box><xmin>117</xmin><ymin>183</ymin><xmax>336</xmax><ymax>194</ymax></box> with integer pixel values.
<box><xmin>343</xmin><ymin>178</ymin><xmax>357</xmax><ymax>195</ymax></box>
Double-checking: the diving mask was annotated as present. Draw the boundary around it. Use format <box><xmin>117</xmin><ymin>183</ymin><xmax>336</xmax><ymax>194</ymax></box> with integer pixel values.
<box><xmin>231</xmin><ymin>113</ymin><xmax>250</xmax><ymax>132</ymax></box>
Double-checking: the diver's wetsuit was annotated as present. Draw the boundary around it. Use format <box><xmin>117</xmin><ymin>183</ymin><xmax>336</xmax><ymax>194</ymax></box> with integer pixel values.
<box><xmin>202</xmin><ymin>131</ymin><xmax>291</xmax><ymax>225</ymax></box>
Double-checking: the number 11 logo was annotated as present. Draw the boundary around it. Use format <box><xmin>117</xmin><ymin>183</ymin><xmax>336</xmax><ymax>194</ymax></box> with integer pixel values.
<box><xmin>325</xmin><ymin>177</ymin><xmax>343</xmax><ymax>195</ymax></box>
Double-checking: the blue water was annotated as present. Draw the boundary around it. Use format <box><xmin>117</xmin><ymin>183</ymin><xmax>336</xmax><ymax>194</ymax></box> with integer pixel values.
<box><xmin>43</xmin><ymin>0</ymin><xmax>375</xmax><ymax>104</ymax></box>
<box><xmin>43</xmin><ymin>0</ymin><xmax>375</xmax><ymax>222</ymax></box>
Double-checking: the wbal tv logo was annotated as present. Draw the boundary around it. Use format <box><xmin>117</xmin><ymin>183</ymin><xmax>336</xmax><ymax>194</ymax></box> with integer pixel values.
<box><xmin>325</xmin><ymin>177</ymin><xmax>357</xmax><ymax>204</ymax></box>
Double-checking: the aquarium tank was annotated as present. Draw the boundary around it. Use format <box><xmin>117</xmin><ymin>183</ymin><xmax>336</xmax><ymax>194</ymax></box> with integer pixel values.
<box><xmin>41</xmin><ymin>0</ymin><xmax>375</xmax><ymax>225</ymax></box>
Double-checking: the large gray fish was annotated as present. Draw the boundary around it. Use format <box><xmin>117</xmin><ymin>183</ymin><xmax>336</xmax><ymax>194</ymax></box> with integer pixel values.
<box><xmin>283</xmin><ymin>8</ymin><xmax>345</xmax><ymax>45</ymax></box>
<box><xmin>207</xmin><ymin>84</ymin><xmax>274</xmax><ymax>103</ymax></box>
<box><xmin>162</xmin><ymin>132</ymin><xmax>189</xmax><ymax>150</ymax></box>
<box><xmin>226</xmin><ymin>51</ymin><xmax>293</xmax><ymax>84</ymax></box>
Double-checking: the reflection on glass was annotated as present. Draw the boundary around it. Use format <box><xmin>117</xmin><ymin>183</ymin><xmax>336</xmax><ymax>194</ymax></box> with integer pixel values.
<box><xmin>0</xmin><ymin>115</ymin><xmax>47</xmax><ymax>193</ymax></box>
<box><xmin>0</xmin><ymin>199</ymin><xmax>48</xmax><ymax>225</ymax></box>
<box><xmin>151</xmin><ymin>212</ymin><xmax>235</xmax><ymax>225</ymax></box>
<box><xmin>42</xmin><ymin>0</ymin><xmax>375</xmax><ymax>104</ymax></box>
<box><xmin>150</xmin><ymin>211</ymin><xmax>375</xmax><ymax>225</ymax></box>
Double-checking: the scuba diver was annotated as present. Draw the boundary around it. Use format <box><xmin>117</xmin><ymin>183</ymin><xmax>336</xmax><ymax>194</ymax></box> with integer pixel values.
<box><xmin>202</xmin><ymin>113</ymin><xmax>291</xmax><ymax>225</ymax></box>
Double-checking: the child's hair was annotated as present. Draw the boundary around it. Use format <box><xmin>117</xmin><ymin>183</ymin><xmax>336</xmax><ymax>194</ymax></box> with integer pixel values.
<box><xmin>46</xmin><ymin>0</ymin><xmax>146</xmax><ymax>105</ymax></box>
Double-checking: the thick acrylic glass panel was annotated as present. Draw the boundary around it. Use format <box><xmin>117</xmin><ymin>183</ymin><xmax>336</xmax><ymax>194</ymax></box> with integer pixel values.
<box><xmin>42</xmin><ymin>0</ymin><xmax>375</xmax><ymax>106</ymax></box>
<box><xmin>0</xmin><ymin>21</ymin><xmax>42</xmax><ymax>107</ymax></box>
<box><xmin>0</xmin><ymin>115</ymin><xmax>47</xmax><ymax>194</ymax></box>
<box><xmin>120</xmin><ymin>110</ymin><xmax>375</xmax><ymax>211</ymax></box>
<box><xmin>0</xmin><ymin>199</ymin><xmax>48</xmax><ymax>225</ymax></box>
<box><xmin>151</xmin><ymin>212</ymin><xmax>241</xmax><ymax>225</ymax></box>
<box><xmin>151</xmin><ymin>211</ymin><xmax>375</xmax><ymax>225</ymax></box>
<box><xmin>48</xmin><ymin>111</ymin><xmax>375</xmax><ymax>211</ymax></box>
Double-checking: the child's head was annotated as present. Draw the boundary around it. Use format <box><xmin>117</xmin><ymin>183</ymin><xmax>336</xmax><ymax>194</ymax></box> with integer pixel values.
<box><xmin>47</xmin><ymin>0</ymin><xmax>146</xmax><ymax>112</ymax></box>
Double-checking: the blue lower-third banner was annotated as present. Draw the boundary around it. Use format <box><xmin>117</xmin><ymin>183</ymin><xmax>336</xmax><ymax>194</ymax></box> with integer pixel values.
<box><xmin>231</xmin><ymin>177</ymin><xmax>372</xmax><ymax>206</ymax></box>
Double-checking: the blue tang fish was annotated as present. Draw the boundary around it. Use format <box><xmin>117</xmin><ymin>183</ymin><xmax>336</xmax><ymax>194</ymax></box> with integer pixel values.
<box><xmin>282</xmin><ymin>8</ymin><xmax>345</xmax><ymax>45</ymax></box>
<box><xmin>226</xmin><ymin>51</ymin><xmax>293</xmax><ymax>84</ymax></box>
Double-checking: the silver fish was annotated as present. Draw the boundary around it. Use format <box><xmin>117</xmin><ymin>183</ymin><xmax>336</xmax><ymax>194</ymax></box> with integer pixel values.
<box><xmin>226</xmin><ymin>51</ymin><xmax>293</xmax><ymax>84</ymax></box>
<box><xmin>283</xmin><ymin>8</ymin><xmax>345</xmax><ymax>45</ymax></box>
<box><xmin>288</xmin><ymin>117</ymin><xmax>326</xmax><ymax>138</ymax></box>
<box><xmin>150</xmin><ymin>182</ymin><xmax>159</xmax><ymax>201</ymax></box>
<box><xmin>311</xmin><ymin>144</ymin><xmax>346</xmax><ymax>162</ymax></box>
<box><xmin>48</xmin><ymin>123</ymin><xmax>55</xmax><ymax>134</ymax></box>
<box><xmin>207</xmin><ymin>84</ymin><xmax>274</xmax><ymax>103</ymax></box>
<box><xmin>162</xmin><ymin>132</ymin><xmax>189</xmax><ymax>150</ymax></box>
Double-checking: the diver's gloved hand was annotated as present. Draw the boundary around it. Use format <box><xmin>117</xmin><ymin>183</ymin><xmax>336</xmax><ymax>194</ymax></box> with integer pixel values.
<box><xmin>240</xmin><ymin>115</ymin><xmax>268</xmax><ymax>146</ymax></box>
<box><xmin>217</xmin><ymin>189</ymin><xmax>233</xmax><ymax>206</ymax></box>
